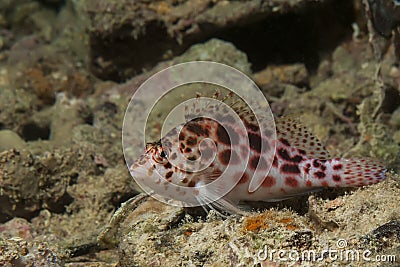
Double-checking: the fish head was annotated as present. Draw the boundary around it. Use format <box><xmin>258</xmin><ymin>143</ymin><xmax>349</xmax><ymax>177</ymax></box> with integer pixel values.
<box><xmin>130</xmin><ymin>121</ymin><xmax>217</xmax><ymax>190</ymax></box>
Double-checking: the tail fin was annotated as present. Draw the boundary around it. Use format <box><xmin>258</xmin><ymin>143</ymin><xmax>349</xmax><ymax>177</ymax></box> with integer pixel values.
<box><xmin>341</xmin><ymin>158</ymin><xmax>386</xmax><ymax>186</ymax></box>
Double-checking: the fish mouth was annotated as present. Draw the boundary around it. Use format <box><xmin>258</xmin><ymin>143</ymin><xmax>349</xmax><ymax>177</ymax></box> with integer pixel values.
<box><xmin>145</xmin><ymin>142</ymin><xmax>158</xmax><ymax>153</ymax></box>
<box><xmin>129</xmin><ymin>163</ymin><xmax>159</xmax><ymax>190</ymax></box>
<box><xmin>129</xmin><ymin>154</ymin><xmax>152</xmax><ymax>175</ymax></box>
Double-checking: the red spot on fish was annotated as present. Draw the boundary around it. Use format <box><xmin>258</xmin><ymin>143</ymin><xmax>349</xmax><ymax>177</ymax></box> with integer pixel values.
<box><xmin>165</xmin><ymin>171</ymin><xmax>173</xmax><ymax>179</ymax></box>
<box><xmin>332</xmin><ymin>175</ymin><xmax>341</xmax><ymax>182</ymax></box>
<box><xmin>219</xmin><ymin>149</ymin><xmax>231</xmax><ymax>165</ymax></box>
<box><xmin>245</xmin><ymin>120</ymin><xmax>259</xmax><ymax>132</ymax></box>
<box><xmin>280</xmin><ymin>138</ymin><xmax>290</xmax><ymax>146</ymax></box>
<box><xmin>298</xmin><ymin>149</ymin><xmax>306</xmax><ymax>155</ymax></box>
<box><xmin>314</xmin><ymin>171</ymin><xmax>325</xmax><ymax>179</ymax></box>
<box><xmin>306</xmin><ymin>180</ymin><xmax>312</xmax><ymax>187</ymax></box>
<box><xmin>281</xmin><ymin>164</ymin><xmax>301</xmax><ymax>174</ymax></box>
<box><xmin>248</xmin><ymin>132</ymin><xmax>261</xmax><ymax>153</ymax></box>
<box><xmin>216</xmin><ymin>124</ymin><xmax>230</xmax><ymax>145</ymax></box>
<box><xmin>250</xmin><ymin>156</ymin><xmax>260</xmax><ymax>170</ymax></box>
<box><xmin>186</xmin><ymin>121</ymin><xmax>208</xmax><ymax>136</ymax></box>
<box><xmin>186</xmin><ymin>136</ymin><xmax>197</xmax><ymax>146</ymax></box>
<box><xmin>187</xmin><ymin>155</ymin><xmax>197</xmax><ymax>161</ymax></box>
<box><xmin>313</xmin><ymin>160</ymin><xmax>320</xmax><ymax>168</ymax></box>
<box><xmin>262</xmin><ymin>175</ymin><xmax>276</xmax><ymax>187</ymax></box>
<box><xmin>272</xmin><ymin>156</ymin><xmax>278</xmax><ymax>167</ymax></box>
<box><xmin>238</xmin><ymin>172</ymin><xmax>249</xmax><ymax>184</ymax></box>
<box><xmin>304</xmin><ymin>163</ymin><xmax>311</xmax><ymax>174</ymax></box>
<box><xmin>285</xmin><ymin>177</ymin><xmax>298</xmax><ymax>187</ymax></box>
<box><xmin>164</xmin><ymin>162</ymin><xmax>172</xmax><ymax>169</ymax></box>
<box><xmin>278</xmin><ymin>148</ymin><xmax>303</xmax><ymax>163</ymax></box>
<box><xmin>321</xmin><ymin>181</ymin><xmax>329</xmax><ymax>187</ymax></box>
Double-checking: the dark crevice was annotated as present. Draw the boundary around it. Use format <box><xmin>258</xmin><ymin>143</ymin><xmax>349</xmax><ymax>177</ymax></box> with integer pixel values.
<box><xmin>90</xmin><ymin>0</ymin><xmax>356</xmax><ymax>81</ymax></box>
<box><xmin>21</xmin><ymin>122</ymin><xmax>50</xmax><ymax>141</ymax></box>
<box><xmin>382</xmin><ymin>86</ymin><xmax>400</xmax><ymax>113</ymax></box>
<box><xmin>215</xmin><ymin>0</ymin><xmax>355</xmax><ymax>73</ymax></box>
<box><xmin>111</xmin><ymin>191</ymin><xmax>139</xmax><ymax>209</ymax></box>
<box><xmin>90</xmin><ymin>20</ymin><xmax>180</xmax><ymax>81</ymax></box>
<box><xmin>68</xmin><ymin>173</ymin><xmax>79</xmax><ymax>186</ymax></box>
<box><xmin>0</xmin><ymin>196</ymin><xmax>41</xmax><ymax>223</ymax></box>
<box><xmin>45</xmin><ymin>192</ymin><xmax>74</xmax><ymax>213</ymax></box>
<box><xmin>84</xmin><ymin>112</ymin><xmax>94</xmax><ymax>125</ymax></box>
<box><xmin>38</xmin><ymin>0</ymin><xmax>66</xmax><ymax>12</ymax></box>
<box><xmin>0</xmin><ymin>210</ymin><xmax>13</xmax><ymax>224</ymax></box>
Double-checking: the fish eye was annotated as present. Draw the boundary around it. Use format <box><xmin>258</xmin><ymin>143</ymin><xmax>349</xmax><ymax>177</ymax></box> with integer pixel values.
<box><xmin>160</xmin><ymin>151</ymin><xmax>167</xmax><ymax>158</ymax></box>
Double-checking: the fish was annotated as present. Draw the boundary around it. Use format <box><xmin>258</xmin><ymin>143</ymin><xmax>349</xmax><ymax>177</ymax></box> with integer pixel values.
<box><xmin>129</xmin><ymin>92</ymin><xmax>387</xmax><ymax>213</ymax></box>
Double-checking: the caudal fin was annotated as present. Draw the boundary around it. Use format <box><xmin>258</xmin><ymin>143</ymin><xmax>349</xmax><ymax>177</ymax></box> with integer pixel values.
<box><xmin>341</xmin><ymin>158</ymin><xmax>386</xmax><ymax>186</ymax></box>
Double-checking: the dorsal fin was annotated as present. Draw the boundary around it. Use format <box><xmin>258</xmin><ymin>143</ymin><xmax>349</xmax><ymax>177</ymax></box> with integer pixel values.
<box><xmin>184</xmin><ymin>91</ymin><xmax>256</xmax><ymax>124</ymax></box>
<box><xmin>275</xmin><ymin>116</ymin><xmax>330</xmax><ymax>160</ymax></box>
